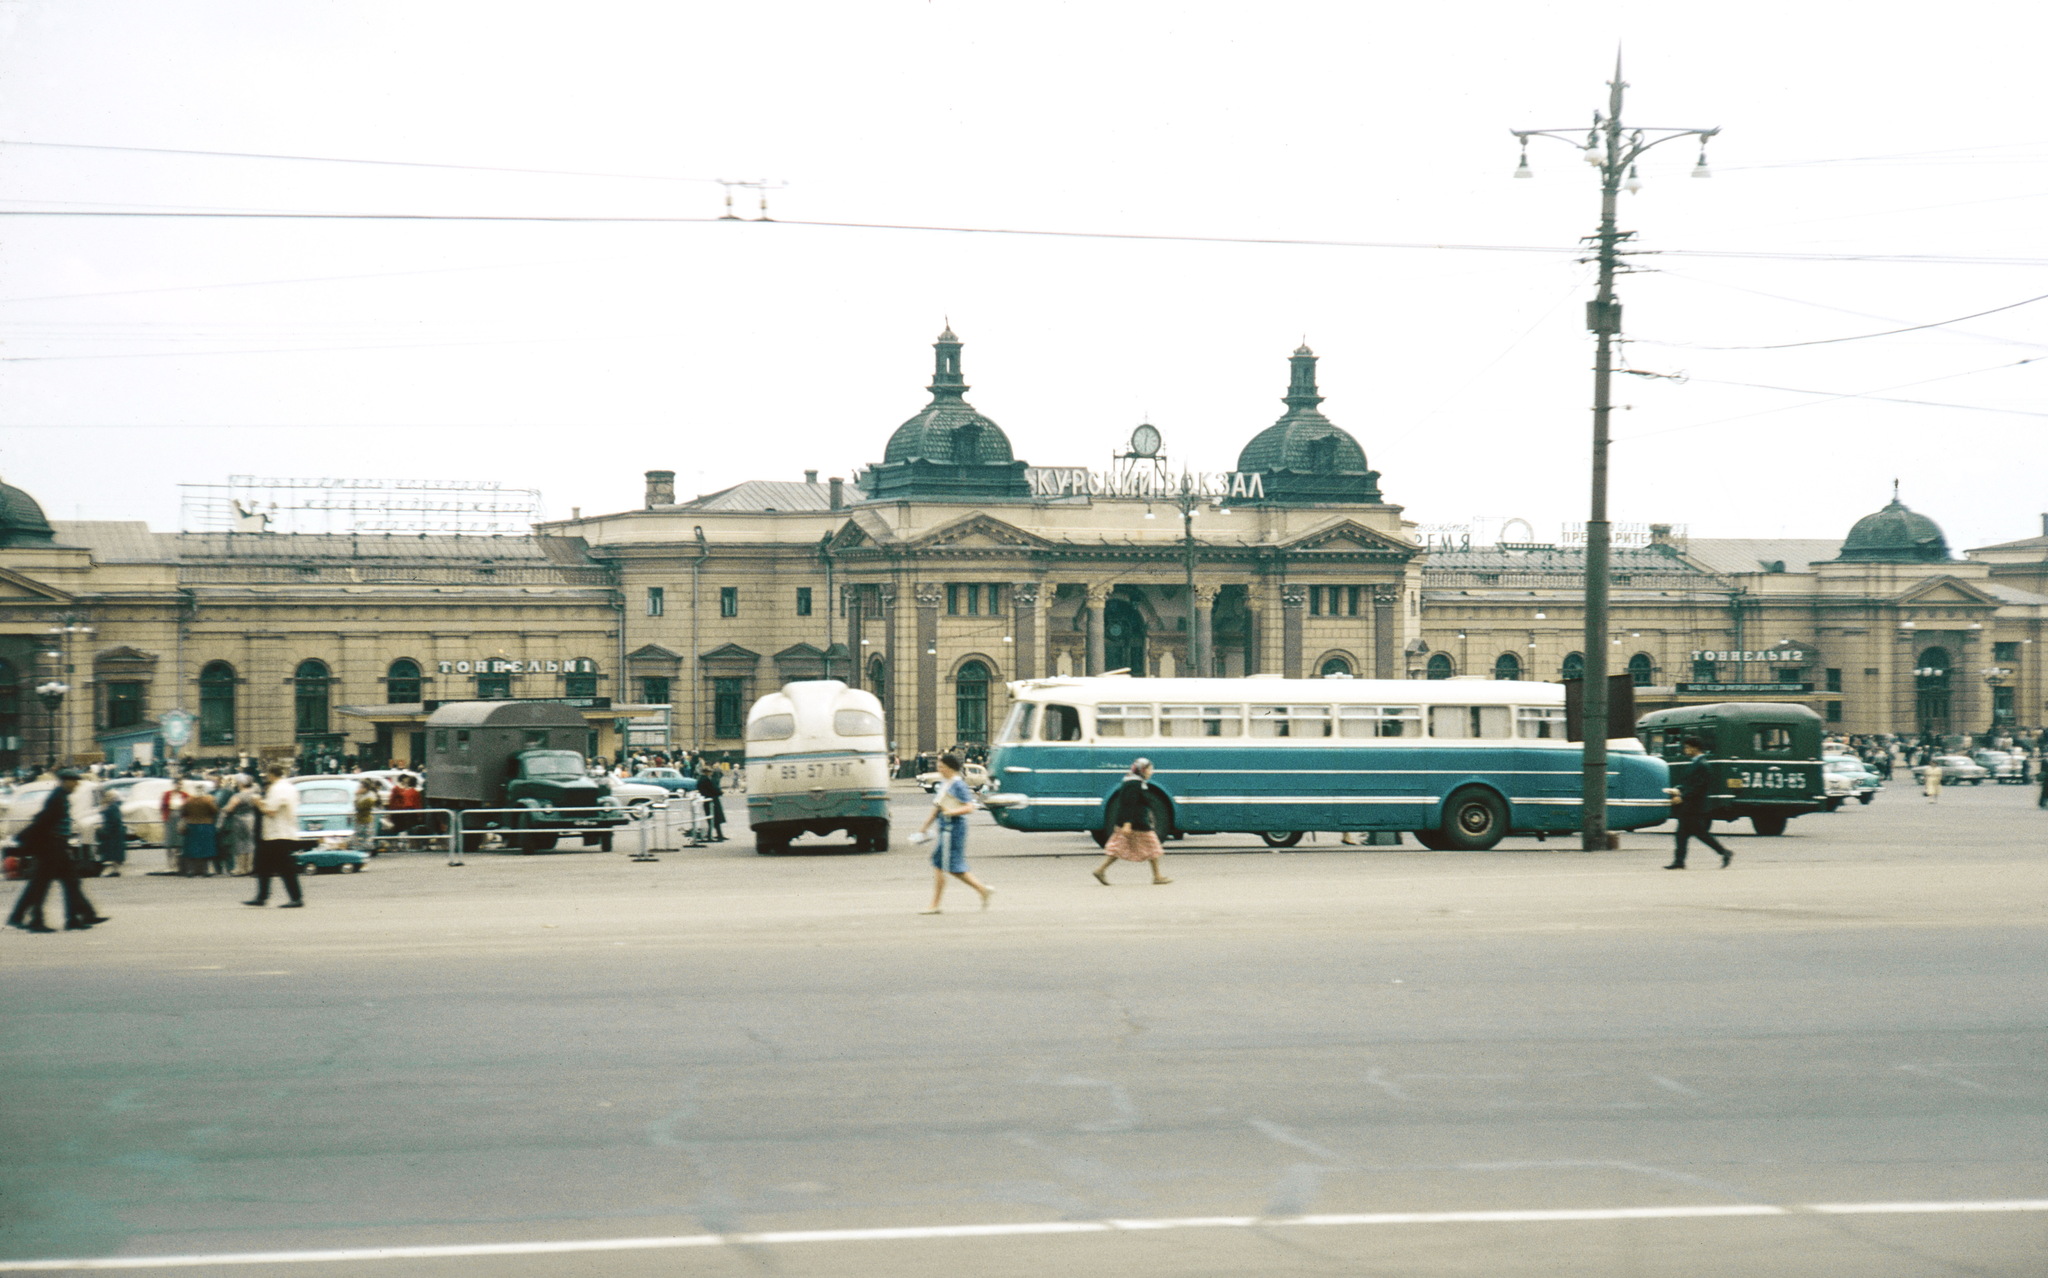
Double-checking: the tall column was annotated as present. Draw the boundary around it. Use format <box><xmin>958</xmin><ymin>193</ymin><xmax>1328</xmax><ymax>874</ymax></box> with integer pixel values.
<box><xmin>1372</xmin><ymin>585</ymin><xmax>1401</xmax><ymax>680</ymax></box>
<box><xmin>1192</xmin><ymin>585</ymin><xmax>1218</xmax><ymax>679</ymax></box>
<box><xmin>1281</xmin><ymin>584</ymin><xmax>1306</xmax><ymax>679</ymax></box>
<box><xmin>1014</xmin><ymin>582</ymin><xmax>1040</xmax><ymax>681</ymax></box>
<box><xmin>914</xmin><ymin>583</ymin><xmax>941</xmax><ymax>753</ymax></box>
<box><xmin>842</xmin><ymin>585</ymin><xmax>864</xmax><ymax>690</ymax></box>
<box><xmin>879</xmin><ymin>584</ymin><xmax>899</xmax><ymax>750</ymax></box>
<box><xmin>1085</xmin><ymin>584</ymin><xmax>1110</xmax><ymax>676</ymax></box>
<box><xmin>1955</xmin><ymin>630</ymin><xmax>1980</xmax><ymax>735</ymax></box>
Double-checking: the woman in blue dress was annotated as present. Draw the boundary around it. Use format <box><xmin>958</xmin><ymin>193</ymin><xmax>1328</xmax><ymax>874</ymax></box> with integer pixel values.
<box><xmin>914</xmin><ymin>754</ymin><xmax>993</xmax><ymax>914</ymax></box>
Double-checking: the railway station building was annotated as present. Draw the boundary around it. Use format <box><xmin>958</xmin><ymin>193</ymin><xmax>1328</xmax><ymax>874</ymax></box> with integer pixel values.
<box><xmin>2</xmin><ymin>327</ymin><xmax>2045</xmax><ymax>771</ymax></box>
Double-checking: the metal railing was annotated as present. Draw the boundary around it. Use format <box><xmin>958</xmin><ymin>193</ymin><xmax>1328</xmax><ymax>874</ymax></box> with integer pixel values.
<box><xmin>346</xmin><ymin>797</ymin><xmax>719</xmax><ymax>865</ymax></box>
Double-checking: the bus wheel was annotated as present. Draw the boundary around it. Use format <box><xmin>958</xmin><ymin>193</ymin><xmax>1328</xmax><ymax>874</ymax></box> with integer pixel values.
<box><xmin>1750</xmin><ymin>814</ymin><xmax>1788</xmax><ymax>836</ymax></box>
<box><xmin>1258</xmin><ymin>831</ymin><xmax>1304</xmax><ymax>849</ymax></box>
<box><xmin>1412</xmin><ymin>829</ymin><xmax>1452</xmax><ymax>851</ymax></box>
<box><xmin>1440</xmin><ymin>788</ymin><xmax>1507</xmax><ymax>851</ymax></box>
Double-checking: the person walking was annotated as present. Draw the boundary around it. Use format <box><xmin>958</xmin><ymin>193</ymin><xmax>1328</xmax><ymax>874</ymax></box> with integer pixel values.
<box><xmin>1664</xmin><ymin>737</ymin><xmax>1733</xmax><ymax>870</ymax></box>
<box><xmin>1092</xmin><ymin>758</ymin><xmax>1172</xmax><ymax>886</ymax></box>
<box><xmin>696</xmin><ymin>765</ymin><xmax>726</xmax><ymax>842</ymax></box>
<box><xmin>913</xmin><ymin>753</ymin><xmax>993</xmax><ymax>913</ymax></box>
<box><xmin>246</xmin><ymin>765</ymin><xmax>305</xmax><ymax>908</ymax></box>
<box><xmin>1922</xmin><ymin>756</ymin><xmax>1943</xmax><ymax>803</ymax></box>
<box><xmin>218</xmin><ymin>777</ymin><xmax>258</xmax><ymax>875</ymax></box>
<box><xmin>158</xmin><ymin>779</ymin><xmax>187</xmax><ymax>873</ymax></box>
<box><xmin>94</xmin><ymin>786</ymin><xmax>127</xmax><ymax>877</ymax></box>
<box><xmin>7</xmin><ymin>770</ymin><xmax>107</xmax><ymax>932</ymax></box>
<box><xmin>352</xmin><ymin>778</ymin><xmax>381</xmax><ymax>854</ymax></box>
<box><xmin>178</xmin><ymin>786</ymin><xmax>219</xmax><ymax>877</ymax></box>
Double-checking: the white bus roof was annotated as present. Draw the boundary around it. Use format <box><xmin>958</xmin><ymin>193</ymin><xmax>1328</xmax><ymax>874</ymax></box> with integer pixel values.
<box><xmin>1005</xmin><ymin>676</ymin><xmax>1566</xmax><ymax>706</ymax></box>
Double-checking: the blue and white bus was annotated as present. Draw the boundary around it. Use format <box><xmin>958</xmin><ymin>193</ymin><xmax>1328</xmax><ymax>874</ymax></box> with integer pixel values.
<box><xmin>983</xmin><ymin>676</ymin><xmax>1671</xmax><ymax>849</ymax></box>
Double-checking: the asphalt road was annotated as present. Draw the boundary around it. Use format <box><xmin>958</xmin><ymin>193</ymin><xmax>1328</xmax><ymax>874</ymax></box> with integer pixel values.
<box><xmin>3</xmin><ymin>780</ymin><xmax>2044</xmax><ymax>1276</ymax></box>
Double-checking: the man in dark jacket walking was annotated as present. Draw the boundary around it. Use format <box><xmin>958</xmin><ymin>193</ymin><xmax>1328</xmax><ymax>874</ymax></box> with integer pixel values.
<box><xmin>695</xmin><ymin>765</ymin><xmax>726</xmax><ymax>841</ymax></box>
<box><xmin>7</xmin><ymin>770</ymin><xmax>107</xmax><ymax>932</ymax></box>
<box><xmin>1665</xmin><ymin>738</ymin><xmax>1733</xmax><ymax>870</ymax></box>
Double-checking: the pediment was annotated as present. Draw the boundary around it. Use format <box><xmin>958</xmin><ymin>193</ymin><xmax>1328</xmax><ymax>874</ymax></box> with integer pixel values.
<box><xmin>1898</xmin><ymin>576</ymin><xmax>1999</xmax><ymax>607</ymax></box>
<box><xmin>911</xmin><ymin>512</ymin><xmax>1055</xmax><ymax>552</ymax></box>
<box><xmin>700</xmin><ymin>642</ymin><xmax>761</xmax><ymax>666</ymax></box>
<box><xmin>0</xmin><ymin>566</ymin><xmax>75</xmax><ymax>603</ymax></box>
<box><xmin>627</xmin><ymin>643</ymin><xmax>682</xmax><ymax>662</ymax></box>
<box><xmin>1282</xmin><ymin>519</ymin><xmax>1417</xmax><ymax>555</ymax></box>
<box><xmin>826</xmin><ymin>509</ymin><xmax>901</xmax><ymax>553</ymax></box>
<box><xmin>94</xmin><ymin>645</ymin><xmax>158</xmax><ymax>666</ymax></box>
<box><xmin>774</xmin><ymin>642</ymin><xmax>826</xmax><ymax>662</ymax></box>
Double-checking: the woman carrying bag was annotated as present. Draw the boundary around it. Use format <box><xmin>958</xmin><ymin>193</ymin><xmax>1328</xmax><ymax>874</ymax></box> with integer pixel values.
<box><xmin>1093</xmin><ymin>758</ymin><xmax>1172</xmax><ymax>886</ymax></box>
<box><xmin>914</xmin><ymin>753</ymin><xmax>993</xmax><ymax>913</ymax></box>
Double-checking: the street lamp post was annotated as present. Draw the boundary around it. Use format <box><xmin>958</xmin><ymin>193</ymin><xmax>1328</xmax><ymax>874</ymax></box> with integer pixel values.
<box><xmin>35</xmin><ymin>679</ymin><xmax>69</xmax><ymax>766</ymax></box>
<box><xmin>1169</xmin><ymin>472</ymin><xmax>1204</xmax><ymax>678</ymax></box>
<box><xmin>1511</xmin><ymin>56</ymin><xmax>1717</xmax><ymax>850</ymax></box>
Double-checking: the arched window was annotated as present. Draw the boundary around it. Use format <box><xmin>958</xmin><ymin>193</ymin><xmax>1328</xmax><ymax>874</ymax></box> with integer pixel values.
<box><xmin>955</xmin><ymin>660</ymin><xmax>991</xmax><ymax>743</ymax></box>
<box><xmin>1627</xmin><ymin>652</ymin><xmax>1656</xmax><ymax>687</ymax></box>
<box><xmin>1319</xmin><ymin>655</ymin><xmax>1353</xmax><ymax>678</ymax></box>
<box><xmin>867</xmin><ymin>655</ymin><xmax>888</xmax><ymax>702</ymax></box>
<box><xmin>563</xmin><ymin>661</ymin><xmax>598</xmax><ymax>699</ymax></box>
<box><xmin>1561</xmin><ymin>651</ymin><xmax>1585</xmax><ymax>681</ymax></box>
<box><xmin>294</xmin><ymin>660</ymin><xmax>331</xmax><ymax>736</ymax></box>
<box><xmin>1915</xmin><ymin>646</ymin><xmax>1953</xmax><ymax>735</ymax></box>
<box><xmin>386</xmin><ymin>658</ymin><xmax>422</xmax><ymax>704</ymax></box>
<box><xmin>1426</xmin><ymin>653</ymin><xmax>1454</xmax><ymax>680</ymax></box>
<box><xmin>1493</xmin><ymin>652</ymin><xmax>1522</xmax><ymax>681</ymax></box>
<box><xmin>199</xmin><ymin>661</ymin><xmax>236</xmax><ymax>746</ymax></box>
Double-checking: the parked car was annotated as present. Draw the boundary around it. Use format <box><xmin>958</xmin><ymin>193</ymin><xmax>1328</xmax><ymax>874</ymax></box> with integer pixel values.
<box><xmin>629</xmin><ymin>767</ymin><xmax>696</xmax><ymax>794</ymax></box>
<box><xmin>286</xmin><ymin>775</ymin><xmax>368</xmax><ymax>873</ymax></box>
<box><xmin>1821</xmin><ymin>756</ymin><xmax>1881</xmax><ymax>809</ymax></box>
<box><xmin>916</xmin><ymin>761</ymin><xmax>990</xmax><ymax>794</ymax></box>
<box><xmin>603</xmin><ymin>774</ymin><xmax>671</xmax><ymax>815</ymax></box>
<box><xmin>1970</xmin><ymin>750</ymin><xmax>2027</xmax><ymax>784</ymax></box>
<box><xmin>102</xmin><ymin>776</ymin><xmax>174</xmax><ymax>846</ymax></box>
<box><xmin>1913</xmin><ymin>754</ymin><xmax>1988</xmax><ymax>785</ymax></box>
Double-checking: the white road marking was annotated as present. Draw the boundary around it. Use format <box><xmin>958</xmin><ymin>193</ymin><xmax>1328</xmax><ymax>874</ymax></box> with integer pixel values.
<box><xmin>3</xmin><ymin>1199</ymin><xmax>2044</xmax><ymax>1270</ymax></box>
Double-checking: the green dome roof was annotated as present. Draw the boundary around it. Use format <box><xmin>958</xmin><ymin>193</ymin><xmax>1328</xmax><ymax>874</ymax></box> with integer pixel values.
<box><xmin>1232</xmin><ymin>344</ymin><xmax>1382</xmax><ymax>504</ymax></box>
<box><xmin>1837</xmin><ymin>496</ymin><xmax>1948</xmax><ymax>563</ymax></box>
<box><xmin>0</xmin><ymin>476</ymin><xmax>57</xmax><ymax>548</ymax></box>
<box><xmin>879</xmin><ymin>326</ymin><xmax>1017</xmax><ymax>466</ymax></box>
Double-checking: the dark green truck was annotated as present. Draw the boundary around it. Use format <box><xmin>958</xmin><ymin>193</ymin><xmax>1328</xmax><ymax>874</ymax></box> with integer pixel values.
<box><xmin>423</xmin><ymin>701</ymin><xmax>625</xmax><ymax>852</ymax></box>
<box><xmin>1635</xmin><ymin>702</ymin><xmax>1827</xmax><ymax>836</ymax></box>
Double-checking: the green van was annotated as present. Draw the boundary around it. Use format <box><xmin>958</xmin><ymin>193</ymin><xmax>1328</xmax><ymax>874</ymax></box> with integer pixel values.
<box><xmin>1635</xmin><ymin>702</ymin><xmax>1826</xmax><ymax>836</ymax></box>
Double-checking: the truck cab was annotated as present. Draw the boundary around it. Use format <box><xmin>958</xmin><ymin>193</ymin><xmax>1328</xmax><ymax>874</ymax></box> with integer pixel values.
<box><xmin>423</xmin><ymin>701</ymin><xmax>622</xmax><ymax>851</ymax></box>
<box><xmin>1636</xmin><ymin>702</ymin><xmax>1826</xmax><ymax>836</ymax></box>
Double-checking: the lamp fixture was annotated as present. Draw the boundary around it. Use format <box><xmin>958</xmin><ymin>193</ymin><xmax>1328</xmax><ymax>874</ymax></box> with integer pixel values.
<box><xmin>1513</xmin><ymin>147</ymin><xmax>1532</xmax><ymax>179</ymax></box>
<box><xmin>1623</xmin><ymin>165</ymin><xmax>1643</xmax><ymax>194</ymax></box>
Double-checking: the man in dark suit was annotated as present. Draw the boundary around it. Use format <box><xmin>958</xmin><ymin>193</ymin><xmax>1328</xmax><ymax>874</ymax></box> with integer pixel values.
<box><xmin>8</xmin><ymin>770</ymin><xmax>108</xmax><ymax>932</ymax></box>
<box><xmin>1665</xmin><ymin>737</ymin><xmax>1733</xmax><ymax>870</ymax></box>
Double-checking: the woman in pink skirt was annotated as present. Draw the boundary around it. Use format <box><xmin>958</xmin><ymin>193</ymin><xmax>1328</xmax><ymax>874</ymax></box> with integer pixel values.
<box><xmin>1093</xmin><ymin>758</ymin><xmax>1172</xmax><ymax>885</ymax></box>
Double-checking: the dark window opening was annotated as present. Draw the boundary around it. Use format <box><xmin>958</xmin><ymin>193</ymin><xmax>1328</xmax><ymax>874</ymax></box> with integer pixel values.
<box><xmin>720</xmin><ymin>587</ymin><xmax>739</xmax><ymax>617</ymax></box>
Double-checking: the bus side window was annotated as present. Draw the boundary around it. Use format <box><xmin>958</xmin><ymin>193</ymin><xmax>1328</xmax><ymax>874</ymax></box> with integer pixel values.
<box><xmin>1290</xmin><ymin>706</ymin><xmax>1333</xmax><ymax>738</ymax></box>
<box><xmin>1473</xmin><ymin>706</ymin><xmax>1511</xmax><ymax>739</ymax></box>
<box><xmin>1640</xmin><ymin>728</ymin><xmax>1665</xmax><ymax>755</ymax></box>
<box><xmin>1042</xmin><ymin>704</ymin><xmax>1083</xmax><ymax>742</ymax></box>
<box><xmin>1516</xmin><ymin>707</ymin><xmax>1566</xmax><ymax>739</ymax></box>
<box><xmin>1337</xmin><ymin>706</ymin><xmax>1375</xmax><ymax>738</ymax></box>
<box><xmin>1097</xmin><ymin>704</ymin><xmax>1154</xmax><ymax>737</ymax></box>
<box><xmin>1379</xmin><ymin>707</ymin><xmax>1422</xmax><ymax>738</ymax></box>
<box><xmin>1000</xmin><ymin>703</ymin><xmax>1037</xmax><ymax>743</ymax></box>
<box><xmin>1429</xmin><ymin>706</ymin><xmax>1470</xmax><ymax>739</ymax></box>
<box><xmin>1251</xmin><ymin>706</ymin><xmax>1290</xmax><ymax>738</ymax></box>
<box><xmin>1756</xmin><ymin>726</ymin><xmax>1794</xmax><ymax>754</ymax></box>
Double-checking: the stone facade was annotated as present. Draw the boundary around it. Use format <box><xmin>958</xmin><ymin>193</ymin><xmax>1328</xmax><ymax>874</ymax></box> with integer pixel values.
<box><xmin>3</xmin><ymin>335</ymin><xmax>2044</xmax><ymax>772</ymax></box>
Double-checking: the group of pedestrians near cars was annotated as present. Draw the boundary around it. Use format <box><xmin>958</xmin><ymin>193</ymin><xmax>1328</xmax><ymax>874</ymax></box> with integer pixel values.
<box><xmin>6</xmin><ymin>763</ymin><xmax>325</xmax><ymax>933</ymax></box>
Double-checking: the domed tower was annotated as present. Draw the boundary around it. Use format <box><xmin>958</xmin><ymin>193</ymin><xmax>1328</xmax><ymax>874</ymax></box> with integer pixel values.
<box><xmin>1834</xmin><ymin>490</ymin><xmax>1950</xmax><ymax>563</ymax></box>
<box><xmin>0</xmin><ymin>475</ymin><xmax>58</xmax><ymax>548</ymax></box>
<box><xmin>863</xmin><ymin>326</ymin><xmax>1031</xmax><ymax>501</ymax></box>
<box><xmin>1233</xmin><ymin>344</ymin><xmax>1383</xmax><ymax>504</ymax></box>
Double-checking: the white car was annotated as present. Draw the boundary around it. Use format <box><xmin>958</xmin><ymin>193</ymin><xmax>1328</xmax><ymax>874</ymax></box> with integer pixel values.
<box><xmin>916</xmin><ymin>762</ymin><xmax>991</xmax><ymax>794</ymax></box>
<box><xmin>602</xmin><ymin>774</ymin><xmax>671</xmax><ymax>815</ymax></box>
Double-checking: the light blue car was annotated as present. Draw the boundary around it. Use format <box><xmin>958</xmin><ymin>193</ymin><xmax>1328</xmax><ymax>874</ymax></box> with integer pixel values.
<box><xmin>287</xmin><ymin>776</ymin><xmax>370</xmax><ymax>873</ymax></box>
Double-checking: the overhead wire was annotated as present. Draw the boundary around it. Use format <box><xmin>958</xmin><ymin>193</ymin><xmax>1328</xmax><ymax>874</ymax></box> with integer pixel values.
<box><xmin>0</xmin><ymin>138</ymin><xmax>724</xmax><ymax>185</ymax></box>
<box><xmin>1615</xmin><ymin>358</ymin><xmax>2040</xmax><ymax>442</ymax></box>
<box><xmin>1643</xmin><ymin>289</ymin><xmax>2048</xmax><ymax>350</ymax></box>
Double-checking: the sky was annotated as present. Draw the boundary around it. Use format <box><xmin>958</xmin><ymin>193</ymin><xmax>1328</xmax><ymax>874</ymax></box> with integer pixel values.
<box><xmin>0</xmin><ymin>0</ymin><xmax>2044</xmax><ymax>549</ymax></box>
